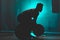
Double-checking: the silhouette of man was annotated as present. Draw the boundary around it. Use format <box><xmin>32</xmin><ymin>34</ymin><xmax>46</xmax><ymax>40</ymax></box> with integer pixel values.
<box><xmin>15</xmin><ymin>3</ymin><xmax>44</xmax><ymax>40</ymax></box>
<box><xmin>18</xmin><ymin>3</ymin><xmax>43</xmax><ymax>24</ymax></box>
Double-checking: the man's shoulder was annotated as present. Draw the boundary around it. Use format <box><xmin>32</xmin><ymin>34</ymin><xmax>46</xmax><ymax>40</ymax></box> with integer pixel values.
<box><xmin>24</xmin><ymin>9</ymin><xmax>35</xmax><ymax>12</ymax></box>
<box><xmin>18</xmin><ymin>9</ymin><xmax>35</xmax><ymax>16</ymax></box>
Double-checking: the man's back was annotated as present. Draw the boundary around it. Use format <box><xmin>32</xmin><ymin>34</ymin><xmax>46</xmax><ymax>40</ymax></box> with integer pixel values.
<box><xmin>18</xmin><ymin>9</ymin><xmax>39</xmax><ymax>24</ymax></box>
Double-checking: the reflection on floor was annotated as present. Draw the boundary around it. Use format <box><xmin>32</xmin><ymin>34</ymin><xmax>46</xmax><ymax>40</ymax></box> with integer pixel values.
<box><xmin>0</xmin><ymin>32</ymin><xmax>60</xmax><ymax>40</ymax></box>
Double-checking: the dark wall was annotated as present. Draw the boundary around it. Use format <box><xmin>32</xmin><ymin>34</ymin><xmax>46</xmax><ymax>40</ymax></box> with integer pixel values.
<box><xmin>52</xmin><ymin>0</ymin><xmax>60</xmax><ymax>32</ymax></box>
<box><xmin>0</xmin><ymin>0</ymin><xmax>2</xmax><ymax>30</ymax></box>
<box><xmin>52</xmin><ymin>0</ymin><xmax>60</xmax><ymax>13</ymax></box>
<box><xmin>1</xmin><ymin>0</ymin><xmax>17</xmax><ymax>31</ymax></box>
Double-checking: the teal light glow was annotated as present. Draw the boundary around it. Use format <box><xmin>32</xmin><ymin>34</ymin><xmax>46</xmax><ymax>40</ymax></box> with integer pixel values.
<box><xmin>30</xmin><ymin>31</ymin><xmax>36</xmax><ymax>37</ymax></box>
<box><xmin>17</xmin><ymin>0</ymin><xmax>52</xmax><ymax>36</ymax></box>
<box><xmin>17</xmin><ymin>0</ymin><xmax>60</xmax><ymax>36</ymax></box>
<box><xmin>31</xmin><ymin>17</ymin><xmax>34</xmax><ymax>20</ymax></box>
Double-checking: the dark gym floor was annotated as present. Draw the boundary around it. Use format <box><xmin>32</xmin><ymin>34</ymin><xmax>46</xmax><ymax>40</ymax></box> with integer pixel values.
<box><xmin>0</xmin><ymin>32</ymin><xmax>60</xmax><ymax>40</ymax></box>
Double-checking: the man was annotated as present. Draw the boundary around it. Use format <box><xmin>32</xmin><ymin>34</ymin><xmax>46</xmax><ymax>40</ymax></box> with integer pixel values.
<box><xmin>15</xmin><ymin>3</ymin><xmax>44</xmax><ymax>40</ymax></box>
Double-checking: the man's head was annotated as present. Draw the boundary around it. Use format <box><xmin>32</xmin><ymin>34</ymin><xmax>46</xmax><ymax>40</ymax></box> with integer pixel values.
<box><xmin>35</xmin><ymin>3</ymin><xmax>43</xmax><ymax>12</ymax></box>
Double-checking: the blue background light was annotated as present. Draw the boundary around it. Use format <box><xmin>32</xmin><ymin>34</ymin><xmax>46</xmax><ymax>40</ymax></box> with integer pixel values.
<box><xmin>17</xmin><ymin>0</ymin><xmax>59</xmax><ymax>37</ymax></box>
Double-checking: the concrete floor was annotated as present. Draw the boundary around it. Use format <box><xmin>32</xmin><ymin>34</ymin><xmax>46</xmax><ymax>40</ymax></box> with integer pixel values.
<box><xmin>0</xmin><ymin>32</ymin><xmax>60</xmax><ymax>40</ymax></box>
<box><xmin>0</xmin><ymin>32</ymin><xmax>18</xmax><ymax>40</ymax></box>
